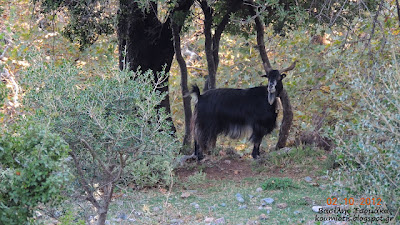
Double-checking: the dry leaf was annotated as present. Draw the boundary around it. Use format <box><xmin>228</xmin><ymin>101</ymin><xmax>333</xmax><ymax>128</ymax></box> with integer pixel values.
<box><xmin>159</xmin><ymin>188</ymin><xmax>167</xmax><ymax>194</ymax></box>
<box><xmin>142</xmin><ymin>204</ymin><xmax>150</xmax><ymax>213</ymax></box>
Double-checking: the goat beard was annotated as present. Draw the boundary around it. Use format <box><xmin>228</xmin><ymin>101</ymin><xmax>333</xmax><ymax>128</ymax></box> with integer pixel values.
<box><xmin>268</xmin><ymin>92</ymin><xmax>276</xmax><ymax>105</ymax></box>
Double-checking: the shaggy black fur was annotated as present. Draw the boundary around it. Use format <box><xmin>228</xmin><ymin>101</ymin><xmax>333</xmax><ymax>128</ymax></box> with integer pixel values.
<box><xmin>191</xmin><ymin>70</ymin><xmax>286</xmax><ymax>160</ymax></box>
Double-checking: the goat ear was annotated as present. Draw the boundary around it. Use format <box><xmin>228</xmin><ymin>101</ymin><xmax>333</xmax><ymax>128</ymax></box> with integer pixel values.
<box><xmin>280</xmin><ymin>74</ymin><xmax>287</xmax><ymax>80</ymax></box>
<box><xmin>261</xmin><ymin>74</ymin><xmax>268</xmax><ymax>78</ymax></box>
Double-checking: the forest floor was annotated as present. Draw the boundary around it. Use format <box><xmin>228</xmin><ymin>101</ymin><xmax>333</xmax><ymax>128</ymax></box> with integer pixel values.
<box><xmin>102</xmin><ymin>147</ymin><xmax>338</xmax><ymax>225</ymax></box>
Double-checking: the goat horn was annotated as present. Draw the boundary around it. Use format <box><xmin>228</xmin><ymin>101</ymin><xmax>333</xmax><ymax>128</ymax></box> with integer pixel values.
<box><xmin>279</xmin><ymin>60</ymin><xmax>298</xmax><ymax>73</ymax></box>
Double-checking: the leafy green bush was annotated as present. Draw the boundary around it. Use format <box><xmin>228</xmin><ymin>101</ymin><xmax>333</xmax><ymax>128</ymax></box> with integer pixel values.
<box><xmin>25</xmin><ymin>60</ymin><xmax>176</xmax><ymax>178</ymax></box>
<box><xmin>25</xmin><ymin>61</ymin><xmax>177</xmax><ymax>185</ymax></box>
<box><xmin>22</xmin><ymin>58</ymin><xmax>179</xmax><ymax>221</ymax></box>
<box><xmin>261</xmin><ymin>177</ymin><xmax>298</xmax><ymax>190</ymax></box>
<box><xmin>330</xmin><ymin>57</ymin><xmax>400</xmax><ymax>214</ymax></box>
<box><xmin>127</xmin><ymin>154</ymin><xmax>175</xmax><ymax>188</ymax></box>
<box><xmin>0</xmin><ymin>122</ymin><xmax>70</xmax><ymax>224</ymax></box>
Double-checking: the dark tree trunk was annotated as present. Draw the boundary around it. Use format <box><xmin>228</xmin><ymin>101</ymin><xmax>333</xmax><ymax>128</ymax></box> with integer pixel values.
<box><xmin>171</xmin><ymin>18</ymin><xmax>192</xmax><ymax>153</ymax></box>
<box><xmin>275</xmin><ymin>89</ymin><xmax>293</xmax><ymax>149</ymax></box>
<box><xmin>247</xmin><ymin>0</ymin><xmax>293</xmax><ymax>150</ymax></box>
<box><xmin>200</xmin><ymin>0</ymin><xmax>216</xmax><ymax>91</ymax></box>
<box><xmin>201</xmin><ymin>0</ymin><xmax>243</xmax><ymax>91</ymax></box>
<box><xmin>117</xmin><ymin>0</ymin><xmax>194</xmax><ymax>132</ymax></box>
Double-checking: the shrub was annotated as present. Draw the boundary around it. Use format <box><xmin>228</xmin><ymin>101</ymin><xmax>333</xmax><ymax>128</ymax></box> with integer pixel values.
<box><xmin>127</xmin><ymin>154</ymin><xmax>175</xmax><ymax>188</ymax></box>
<box><xmin>23</xmin><ymin>59</ymin><xmax>178</xmax><ymax>185</ymax></box>
<box><xmin>0</xmin><ymin>122</ymin><xmax>70</xmax><ymax>224</ymax></box>
<box><xmin>22</xmin><ymin>59</ymin><xmax>179</xmax><ymax>222</ymax></box>
<box><xmin>330</xmin><ymin>59</ymin><xmax>400</xmax><ymax>214</ymax></box>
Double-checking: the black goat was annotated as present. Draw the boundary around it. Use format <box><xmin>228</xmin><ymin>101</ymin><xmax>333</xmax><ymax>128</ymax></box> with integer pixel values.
<box><xmin>191</xmin><ymin>67</ymin><xmax>293</xmax><ymax>160</ymax></box>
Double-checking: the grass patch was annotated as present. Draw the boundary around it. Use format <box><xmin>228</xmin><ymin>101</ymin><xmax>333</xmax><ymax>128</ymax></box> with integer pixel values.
<box><xmin>253</xmin><ymin>146</ymin><xmax>333</xmax><ymax>176</ymax></box>
<box><xmin>261</xmin><ymin>177</ymin><xmax>298</xmax><ymax>190</ymax></box>
<box><xmin>184</xmin><ymin>171</ymin><xmax>207</xmax><ymax>188</ymax></box>
<box><xmin>36</xmin><ymin>157</ymin><xmax>333</xmax><ymax>224</ymax></box>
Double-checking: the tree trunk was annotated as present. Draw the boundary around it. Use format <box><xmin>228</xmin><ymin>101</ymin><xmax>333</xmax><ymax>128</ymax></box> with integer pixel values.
<box><xmin>275</xmin><ymin>89</ymin><xmax>293</xmax><ymax>149</ymax></box>
<box><xmin>96</xmin><ymin>180</ymin><xmax>114</xmax><ymax>225</ymax></box>
<box><xmin>118</xmin><ymin>0</ymin><xmax>194</xmax><ymax>132</ymax></box>
<box><xmin>200</xmin><ymin>0</ymin><xmax>216</xmax><ymax>92</ymax></box>
<box><xmin>201</xmin><ymin>0</ymin><xmax>242</xmax><ymax>91</ymax></box>
<box><xmin>97</xmin><ymin>206</ymin><xmax>108</xmax><ymax>225</ymax></box>
<box><xmin>171</xmin><ymin>19</ymin><xmax>192</xmax><ymax>153</ymax></box>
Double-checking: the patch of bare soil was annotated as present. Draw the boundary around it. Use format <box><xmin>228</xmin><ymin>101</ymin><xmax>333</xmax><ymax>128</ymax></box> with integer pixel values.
<box><xmin>176</xmin><ymin>158</ymin><xmax>254</xmax><ymax>181</ymax></box>
<box><xmin>175</xmin><ymin>157</ymin><xmax>313</xmax><ymax>182</ymax></box>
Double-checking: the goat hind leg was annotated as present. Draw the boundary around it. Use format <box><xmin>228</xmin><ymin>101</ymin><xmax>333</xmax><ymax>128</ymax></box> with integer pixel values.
<box><xmin>194</xmin><ymin>141</ymin><xmax>205</xmax><ymax>161</ymax></box>
<box><xmin>251</xmin><ymin>136</ymin><xmax>263</xmax><ymax>159</ymax></box>
<box><xmin>208</xmin><ymin>137</ymin><xmax>217</xmax><ymax>155</ymax></box>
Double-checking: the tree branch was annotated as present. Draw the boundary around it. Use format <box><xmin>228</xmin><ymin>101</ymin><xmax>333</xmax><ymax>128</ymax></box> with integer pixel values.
<box><xmin>366</xmin><ymin>0</ymin><xmax>384</xmax><ymax>53</ymax></box>
<box><xmin>396</xmin><ymin>0</ymin><xmax>400</xmax><ymax>27</ymax></box>
<box><xmin>69</xmin><ymin>151</ymin><xmax>101</xmax><ymax>210</ymax></box>
<box><xmin>246</xmin><ymin>0</ymin><xmax>272</xmax><ymax>72</ymax></box>
<box><xmin>169</xmin><ymin>0</ymin><xmax>196</xmax><ymax>31</ymax></box>
<box><xmin>0</xmin><ymin>38</ymin><xmax>12</xmax><ymax>60</ymax></box>
<box><xmin>113</xmin><ymin>152</ymin><xmax>127</xmax><ymax>182</ymax></box>
<box><xmin>212</xmin><ymin>0</ymin><xmax>242</xmax><ymax>69</ymax></box>
<box><xmin>80</xmin><ymin>138</ymin><xmax>113</xmax><ymax>177</ymax></box>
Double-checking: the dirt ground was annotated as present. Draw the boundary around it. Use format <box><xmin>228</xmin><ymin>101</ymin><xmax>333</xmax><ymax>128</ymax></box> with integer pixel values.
<box><xmin>175</xmin><ymin>157</ymin><xmax>313</xmax><ymax>182</ymax></box>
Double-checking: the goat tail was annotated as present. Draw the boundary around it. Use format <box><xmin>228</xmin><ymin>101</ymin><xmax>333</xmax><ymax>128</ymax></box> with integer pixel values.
<box><xmin>190</xmin><ymin>84</ymin><xmax>201</xmax><ymax>103</ymax></box>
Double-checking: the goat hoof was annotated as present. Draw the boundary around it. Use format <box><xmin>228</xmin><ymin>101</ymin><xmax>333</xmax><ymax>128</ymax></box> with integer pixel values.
<box><xmin>196</xmin><ymin>155</ymin><xmax>204</xmax><ymax>161</ymax></box>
